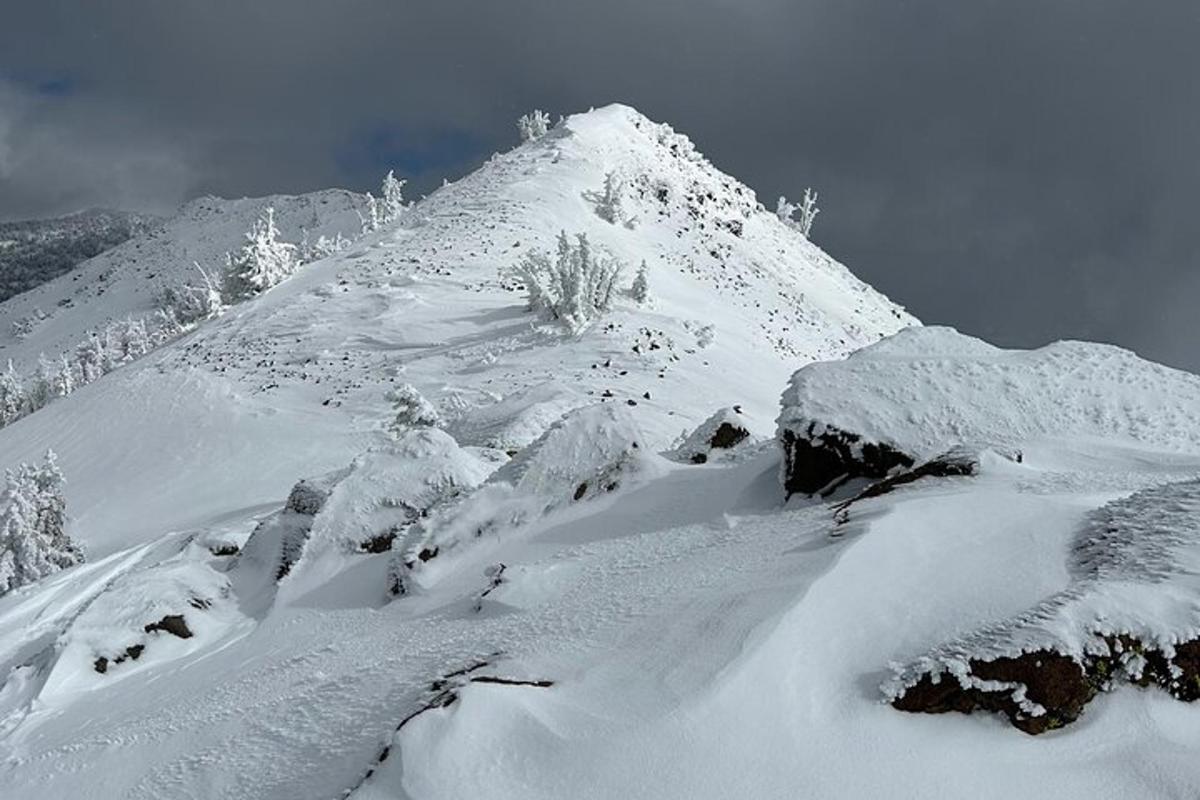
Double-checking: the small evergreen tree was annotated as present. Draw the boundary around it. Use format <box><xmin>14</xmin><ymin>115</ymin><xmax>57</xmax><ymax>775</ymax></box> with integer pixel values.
<box><xmin>224</xmin><ymin>207</ymin><xmax>298</xmax><ymax>300</ymax></box>
<box><xmin>0</xmin><ymin>450</ymin><xmax>81</xmax><ymax>596</ymax></box>
<box><xmin>359</xmin><ymin>192</ymin><xmax>382</xmax><ymax>234</ymax></box>
<box><xmin>74</xmin><ymin>332</ymin><xmax>108</xmax><ymax>385</ymax></box>
<box><xmin>25</xmin><ymin>356</ymin><xmax>56</xmax><ymax>412</ymax></box>
<box><xmin>517</xmin><ymin>110</ymin><xmax>551</xmax><ymax>142</ymax></box>
<box><xmin>595</xmin><ymin>171</ymin><xmax>624</xmax><ymax>224</ymax></box>
<box><xmin>381</xmin><ymin>170</ymin><xmax>407</xmax><ymax>222</ymax></box>
<box><xmin>630</xmin><ymin>260</ymin><xmax>650</xmax><ymax>305</ymax></box>
<box><xmin>54</xmin><ymin>353</ymin><xmax>75</xmax><ymax>397</ymax></box>
<box><xmin>0</xmin><ymin>360</ymin><xmax>25</xmax><ymax>426</ymax></box>
<box><xmin>386</xmin><ymin>384</ymin><xmax>442</xmax><ymax>436</ymax></box>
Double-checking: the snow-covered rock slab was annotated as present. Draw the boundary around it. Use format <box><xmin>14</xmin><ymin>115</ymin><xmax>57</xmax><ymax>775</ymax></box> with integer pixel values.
<box><xmin>778</xmin><ymin>326</ymin><xmax>1200</xmax><ymax>496</ymax></box>
<box><xmin>886</xmin><ymin>478</ymin><xmax>1200</xmax><ymax>733</ymax></box>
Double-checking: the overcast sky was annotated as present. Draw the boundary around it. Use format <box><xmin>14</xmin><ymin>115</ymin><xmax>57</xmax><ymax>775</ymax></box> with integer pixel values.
<box><xmin>2</xmin><ymin>1</ymin><xmax>1198</xmax><ymax>370</ymax></box>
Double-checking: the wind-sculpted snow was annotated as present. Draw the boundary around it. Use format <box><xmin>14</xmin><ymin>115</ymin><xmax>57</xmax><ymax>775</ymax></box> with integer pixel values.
<box><xmin>236</xmin><ymin>429</ymin><xmax>499</xmax><ymax>609</ymax></box>
<box><xmin>392</xmin><ymin>403</ymin><xmax>658</xmax><ymax>591</ymax></box>
<box><xmin>885</xmin><ymin>478</ymin><xmax>1200</xmax><ymax>732</ymax></box>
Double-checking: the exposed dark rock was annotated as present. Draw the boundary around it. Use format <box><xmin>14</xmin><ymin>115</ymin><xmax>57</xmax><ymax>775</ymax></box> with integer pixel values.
<box><xmin>893</xmin><ymin>650</ymin><xmax>1093</xmax><ymax>735</ymax></box>
<box><xmin>709</xmin><ymin>421</ymin><xmax>749</xmax><ymax>451</ymax></box>
<box><xmin>93</xmin><ymin>643</ymin><xmax>147</xmax><ymax>674</ymax></box>
<box><xmin>208</xmin><ymin>544</ymin><xmax>239</xmax><ymax>557</ymax></box>
<box><xmin>780</xmin><ymin>423</ymin><xmax>914</xmax><ymax>498</ymax></box>
<box><xmin>360</xmin><ymin>531</ymin><xmax>397</xmax><ymax>554</ymax></box>
<box><xmin>833</xmin><ymin>449</ymin><xmax>978</xmax><ymax>523</ymax></box>
<box><xmin>144</xmin><ymin>614</ymin><xmax>193</xmax><ymax>639</ymax></box>
<box><xmin>893</xmin><ymin>633</ymin><xmax>1200</xmax><ymax>734</ymax></box>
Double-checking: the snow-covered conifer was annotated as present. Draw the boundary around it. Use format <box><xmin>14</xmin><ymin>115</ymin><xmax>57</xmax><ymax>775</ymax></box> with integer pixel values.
<box><xmin>0</xmin><ymin>360</ymin><xmax>26</xmax><ymax>426</ymax></box>
<box><xmin>224</xmin><ymin>207</ymin><xmax>298</xmax><ymax>300</ymax></box>
<box><xmin>359</xmin><ymin>192</ymin><xmax>382</xmax><ymax>234</ymax></box>
<box><xmin>0</xmin><ymin>450</ymin><xmax>81</xmax><ymax>596</ymax></box>
<box><xmin>74</xmin><ymin>332</ymin><xmax>108</xmax><ymax>385</ymax></box>
<box><xmin>106</xmin><ymin>317</ymin><xmax>151</xmax><ymax>364</ymax></box>
<box><xmin>595</xmin><ymin>171</ymin><xmax>624</xmax><ymax>224</ymax></box>
<box><xmin>630</xmin><ymin>260</ymin><xmax>650</xmax><ymax>305</ymax></box>
<box><xmin>517</xmin><ymin>110</ymin><xmax>551</xmax><ymax>142</ymax></box>
<box><xmin>24</xmin><ymin>356</ymin><xmax>56</xmax><ymax>412</ymax></box>
<box><xmin>54</xmin><ymin>353</ymin><xmax>75</xmax><ymax>397</ymax></box>
<box><xmin>386</xmin><ymin>384</ymin><xmax>442</xmax><ymax>436</ymax></box>
<box><xmin>381</xmin><ymin>170</ymin><xmax>407</xmax><ymax>222</ymax></box>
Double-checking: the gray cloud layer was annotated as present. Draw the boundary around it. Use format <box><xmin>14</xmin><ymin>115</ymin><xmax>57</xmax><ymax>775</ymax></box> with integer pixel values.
<box><xmin>2</xmin><ymin>0</ymin><xmax>1198</xmax><ymax>369</ymax></box>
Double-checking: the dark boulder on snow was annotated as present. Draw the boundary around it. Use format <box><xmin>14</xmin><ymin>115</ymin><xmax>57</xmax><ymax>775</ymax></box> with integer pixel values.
<box><xmin>668</xmin><ymin>407</ymin><xmax>752</xmax><ymax>465</ymax></box>
<box><xmin>143</xmin><ymin>614</ymin><xmax>193</xmax><ymax>639</ymax></box>
<box><xmin>778</xmin><ymin>422</ymin><xmax>914</xmax><ymax>497</ymax></box>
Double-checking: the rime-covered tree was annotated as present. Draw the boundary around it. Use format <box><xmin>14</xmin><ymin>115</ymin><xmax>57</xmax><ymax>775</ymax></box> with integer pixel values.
<box><xmin>24</xmin><ymin>356</ymin><xmax>56</xmax><ymax>412</ymax></box>
<box><xmin>507</xmin><ymin>231</ymin><xmax>623</xmax><ymax>333</ymax></box>
<box><xmin>594</xmin><ymin>171</ymin><xmax>624</xmax><ymax>224</ymax></box>
<box><xmin>224</xmin><ymin>207</ymin><xmax>298</xmax><ymax>300</ymax></box>
<box><xmin>517</xmin><ymin>110</ymin><xmax>551</xmax><ymax>142</ymax></box>
<box><xmin>359</xmin><ymin>192</ymin><xmax>382</xmax><ymax>234</ymax></box>
<box><xmin>53</xmin><ymin>353</ymin><xmax>75</xmax><ymax>397</ymax></box>
<box><xmin>386</xmin><ymin>384</ymin><xmax>442</xmax><ymax>436</ymax></box>
<box><xmin>0</xmin><ymin>360</ymin><xmax>25</xmax><ymax>426</ymax></box>
<box><xmin>776</xmin><ymin>188</ymin><xmax>820</xmax><ymax>238</ymax></box>
<box><xmin>106</xmin><ymin>317</ymin><xmax>152</xmax><ymax>364</ymax></box>
<box><xmin>381</xmin><ymin>170</ymin><xmax>407</xmax><ymax>221</ymax></box>
<box><xmin>630</xmin><ymin>260</ymin><xmax>650</xmax><ymax>305</ymax></box>
<box><xmin>74</xmin><ymin>332</ymin><xmax>108</xmax><ymax>384</ymax></box>
<box><xmin>0</xmin><ymin>450</ymin><xmax>81</xmax><ymax>596</ymax></box>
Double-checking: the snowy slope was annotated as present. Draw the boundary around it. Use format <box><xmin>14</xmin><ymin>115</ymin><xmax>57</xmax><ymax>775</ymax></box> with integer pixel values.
<box><xmin>0</xmin><ymin>103</ymin><xmax>914</xmax><ymax>558</ymax></box>
<box><xmin>11</xmin><ymin>107</ymin><xmax>1200</xmax><ymax>799</ymax></box>
<box><xmin>0</xmin><ymin>208</ymin><xmax>161</xmax><ymax>304</ymax></box>
<box><xmin>0</xmin><ymin>190</ymin><xmax>367</xmax><ymax>373</ymax></box>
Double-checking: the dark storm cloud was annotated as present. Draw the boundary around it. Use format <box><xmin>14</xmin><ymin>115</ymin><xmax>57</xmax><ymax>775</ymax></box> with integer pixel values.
<box><xmin>1</xmin><ymin>0</ymin><xmax>1198</xmax><ymax>369</ymax></box>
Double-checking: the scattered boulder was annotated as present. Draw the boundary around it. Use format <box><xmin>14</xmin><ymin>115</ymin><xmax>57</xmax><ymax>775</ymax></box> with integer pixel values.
<box><xmin>143</xmin><ymin>614</ymin><xmax>193</xmax><ymax>639</ymax></box>
<box><xmin>668</xmin><ymin>407</ymin><xmax>753</xmax><ymax>464</ymax></box>
<box><xmin>779</xmin><ymin>422</ymin><xmax>914</xmax><ymax>497</ymax></box>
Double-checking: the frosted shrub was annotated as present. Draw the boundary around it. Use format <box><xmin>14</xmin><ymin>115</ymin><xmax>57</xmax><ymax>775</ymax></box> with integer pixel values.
<box><xmin>387</xmin><ymin>384</ymin><xmax>443</xmax><ymax>436</ymax></box>
<box><xmin>776</xmin><ymin>188</ymin><xmax>820</xmax><ymax>238</ymax></box>
<box><xmin>517</xmin><ymin>110</ymin><xmax>551</xmax><ymax>142</ymax></box>
<box><xmin>224</xmin><ymin>207</ymin><xmax>298</xmax><ymax>300</ymax></box>
<box><xmin>0</xmin><ymin>450</ymin><xmax>81</xmax><ymax>596</ymax></box>
<box><xmin>508</xmin><ymin>232</ymin><xmax>623</xmax><ymax>333</ymax></box>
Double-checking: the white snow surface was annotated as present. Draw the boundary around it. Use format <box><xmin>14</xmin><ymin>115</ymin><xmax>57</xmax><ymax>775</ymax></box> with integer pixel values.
<box><xmin>3</xmin><ymin>105</ymin><xmax>1200</xmax><ymax>799</ymax></box>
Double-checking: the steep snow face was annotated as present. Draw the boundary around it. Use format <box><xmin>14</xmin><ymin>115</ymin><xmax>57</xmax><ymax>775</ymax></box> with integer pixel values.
<box><xmin>0</xmin><ymin>104</ymin><xmax>914</xmax><ymax>559</ymax></box>
<box><xmin>0</xmin><ymin>190</ymin><xmax>366</xmax><ymax>372</ymax></box>
<box><xmin>780</xmin><ymin>326</ymin><xmax>1200</xmax><ymax>461</ymax></box>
